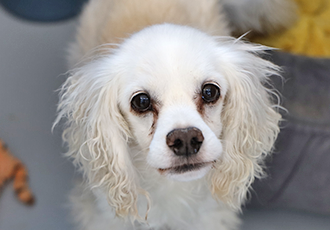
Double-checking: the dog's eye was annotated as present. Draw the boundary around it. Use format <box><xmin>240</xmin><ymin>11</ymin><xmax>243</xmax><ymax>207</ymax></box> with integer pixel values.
<box><xmin>131</xmin><ymin>93</ymin><xmax>151</xmax><ymax>112</ymax></box>
<box><xmin>201</xmin><ymin>83</ymin><xmax>220</xmax><ymax>103</ymax></box>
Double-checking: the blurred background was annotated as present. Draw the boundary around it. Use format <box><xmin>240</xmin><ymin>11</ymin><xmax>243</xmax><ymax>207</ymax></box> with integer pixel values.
<box><xmin>0</xmin><ymin>1</ymin><xmax>329</xmax><ymax>230</ymax></box>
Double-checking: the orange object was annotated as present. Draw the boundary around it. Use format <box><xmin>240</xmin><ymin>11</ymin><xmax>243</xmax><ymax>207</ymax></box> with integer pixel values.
<box><xmin>0</xmin><ymin>139</ymin><xmax>34</xmax><ymax>205</ymax></box>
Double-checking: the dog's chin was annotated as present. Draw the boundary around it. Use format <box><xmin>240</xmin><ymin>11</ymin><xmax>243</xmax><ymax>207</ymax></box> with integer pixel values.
<box><xmin>157</xmin><ymin>162</ymin><xmax>213</xmax><ymax>182</ymax></box>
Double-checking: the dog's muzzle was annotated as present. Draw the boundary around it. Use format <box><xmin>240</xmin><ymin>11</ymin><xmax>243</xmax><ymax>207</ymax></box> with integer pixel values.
<box><xmin>158</xmin><ymin>126</ymin><xmax>216</xmax><ymax>179</ymax></box>
<box><xmin>166</xmin><ymin>127</ymin><xmax>204</xmax><ymax>157</ymax></box>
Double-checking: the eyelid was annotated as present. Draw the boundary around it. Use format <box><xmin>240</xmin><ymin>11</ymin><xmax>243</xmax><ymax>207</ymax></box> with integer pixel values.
<box><xmin>130</xmin><ymin>90</ymin><xmax>149</xmax><ymax>101</ymax></box>
<box><xmin>202</xmin><ymin>81</ymin><xmax>221</xmax><ymax>89</ymax></box>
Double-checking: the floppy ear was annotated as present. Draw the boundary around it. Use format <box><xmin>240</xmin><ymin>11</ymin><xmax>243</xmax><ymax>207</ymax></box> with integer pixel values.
<box><xmin>210</xmin><ymin>41</ymin><xmax>281</xmax><ymax>209</ymax></box>
<box><xmin>54</xmin><ymin>58</ymin><xmax>142</xmax><ymax>218</ymax></box>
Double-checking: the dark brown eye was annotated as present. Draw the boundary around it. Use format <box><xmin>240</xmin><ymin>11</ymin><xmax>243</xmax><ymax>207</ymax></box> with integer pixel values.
<box><xmin>201</xmin><ymin>83</ymin><xmax>220</xmax><ymax>103</ymax></box>
<box><xmin>131</xmin><ymin>93</ymin><xmax>151</xmax><ymax>112</ymax></box>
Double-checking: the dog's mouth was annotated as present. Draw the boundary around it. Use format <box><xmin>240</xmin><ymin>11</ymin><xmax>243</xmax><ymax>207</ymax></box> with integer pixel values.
<box><xmin>158</xmin><ymin>160</ymin><xmax>216</xmax><ymax>175</ymax></box>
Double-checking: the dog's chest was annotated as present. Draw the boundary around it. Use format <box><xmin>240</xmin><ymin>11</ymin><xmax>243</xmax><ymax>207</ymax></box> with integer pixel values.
<box><xmin>136</xmin><ymin>179</ymin><xmax>214</xmax><ymax>228</ymax></box>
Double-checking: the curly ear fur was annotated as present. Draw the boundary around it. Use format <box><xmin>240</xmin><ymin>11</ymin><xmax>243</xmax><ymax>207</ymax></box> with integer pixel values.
<box><xmin>54</xmin><ymin>57</ymin><xmax>143</xmax><ymax>218</ymax></box>
<box><xmin>210</xmin><ymin>40</ymin><xmax>281</xmax><ymax>209</ymax></box>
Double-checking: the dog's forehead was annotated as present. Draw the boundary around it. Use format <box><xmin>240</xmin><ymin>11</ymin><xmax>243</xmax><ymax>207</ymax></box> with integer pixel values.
<box><xmin>118</xmin><ymin>24</ymin><xmax>224</xmax><ymax>100</ymax></box>
<box><xmin>123</xmin><ymin>51</ymin><xmax>219</xmax><ymax>104</ymax></box>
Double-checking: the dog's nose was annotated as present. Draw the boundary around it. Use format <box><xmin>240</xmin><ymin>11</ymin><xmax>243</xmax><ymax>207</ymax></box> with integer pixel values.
<box><xmin>166</xmin><ymin>127</ymin><xmax>204</xmax><ymax>156</ymax></box>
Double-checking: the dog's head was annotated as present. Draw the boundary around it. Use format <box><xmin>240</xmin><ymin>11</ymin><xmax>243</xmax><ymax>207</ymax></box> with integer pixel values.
<box><xmin>55</xmin><ymin>24</ymin><xmax>281</xmax><ymax>218</ymax></box>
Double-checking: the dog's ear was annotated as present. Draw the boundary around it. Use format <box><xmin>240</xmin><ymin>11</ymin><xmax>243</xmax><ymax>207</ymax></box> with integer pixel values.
<box><xmin>210</xmin><ymin>41</ymin><xmax>281</xmax><ymax>209</ymax></box>
<box><xmin>54</xmin><ymin>58</ymin><xmax>142</xmax><ymax>218</ymax></box>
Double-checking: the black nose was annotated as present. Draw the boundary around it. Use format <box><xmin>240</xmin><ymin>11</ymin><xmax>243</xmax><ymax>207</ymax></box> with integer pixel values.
<box><xmin>166</xmin><ymin>127</ymin><xmax>204</xmax><ymax>157</ymax></box>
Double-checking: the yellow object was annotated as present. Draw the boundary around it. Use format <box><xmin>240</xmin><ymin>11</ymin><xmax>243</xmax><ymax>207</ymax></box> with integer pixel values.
<box><xmin>251</xmin><ymin>0</ymin><xmax>330</xmax><ymax>57</ymax></box>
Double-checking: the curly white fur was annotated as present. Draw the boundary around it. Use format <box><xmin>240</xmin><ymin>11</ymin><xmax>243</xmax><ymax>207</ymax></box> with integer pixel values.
<box><xmin>54</xmin><ymin>0</ymin><xmax>289</xmax><ymax>229</ymax></box>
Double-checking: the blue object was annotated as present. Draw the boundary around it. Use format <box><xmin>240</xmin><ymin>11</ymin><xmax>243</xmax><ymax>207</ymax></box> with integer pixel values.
<box><xmin>0</xmin><ymin>0</ymin><xmax>88</xmax><ymax>22</ymax></box>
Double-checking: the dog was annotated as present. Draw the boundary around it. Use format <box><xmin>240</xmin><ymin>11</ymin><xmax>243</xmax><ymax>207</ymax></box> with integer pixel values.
<box><xmin>54</xmin><ymin>0</ymin><xmax>295</xmax><ymax>229</ymax></box>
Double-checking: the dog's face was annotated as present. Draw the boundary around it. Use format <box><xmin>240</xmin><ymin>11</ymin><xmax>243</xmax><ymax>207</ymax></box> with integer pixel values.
<box><xmin>56</xmin><ymin>24</ymin><xmax>281</xmax><ymax>216</ymax></box>
<box><xmin>118</xmin><ymin>26</ymin><xmax>228</xmax><ymax>181</ymax></box>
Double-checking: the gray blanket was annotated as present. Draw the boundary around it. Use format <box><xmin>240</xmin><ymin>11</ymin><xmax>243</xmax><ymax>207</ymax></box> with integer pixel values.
<box><xmin>248</xmin><ymin>51</ymin><xmax>330</xmax><ymax>215</ymax></box>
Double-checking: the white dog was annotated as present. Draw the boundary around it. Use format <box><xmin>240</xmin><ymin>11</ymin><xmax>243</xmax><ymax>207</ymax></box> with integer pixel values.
<box><xmin>55</xmin><ymin>0</ymin><xmax>295</xmax><ymax>229</ymax></box>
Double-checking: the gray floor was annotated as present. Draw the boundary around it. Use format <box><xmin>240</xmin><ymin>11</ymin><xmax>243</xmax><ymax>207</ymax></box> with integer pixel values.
<box><xmin>0</xmin><ymin>5</ymin><xmax>329</xmax><ymax>230</ymax></box>
<box><xmin>0</xmin><ymin>6</ymin><xmax>76</xmax><ymax>230</ymax></box>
